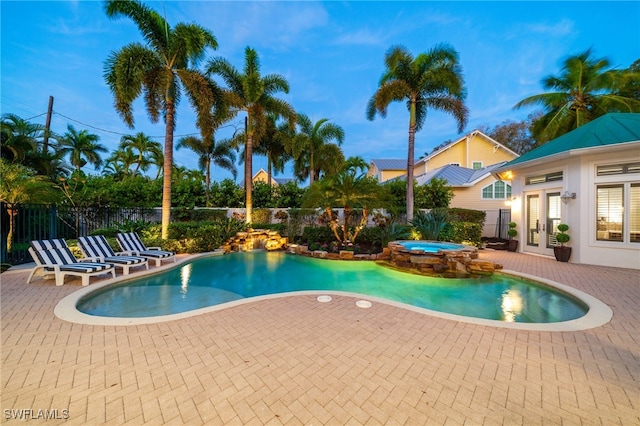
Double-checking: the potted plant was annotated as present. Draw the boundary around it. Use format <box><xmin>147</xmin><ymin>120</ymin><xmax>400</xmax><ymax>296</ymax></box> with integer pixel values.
<box><xmin>507</xmin><ymin>222</ymin><xmax>518</xmax><ymax>252</ymax></box>
<box><xmin>554</xmin><ymin>223</ymin><xmax>571</xmax><ymax>262</ymax></box>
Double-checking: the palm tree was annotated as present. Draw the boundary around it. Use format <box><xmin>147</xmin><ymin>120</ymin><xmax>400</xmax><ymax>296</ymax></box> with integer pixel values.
<box><xmin>366</xmin><ymin>44</ymin><xmax>468</xmax><ymax>222</ymax></box>
<box><xmin>515</xmin><ymin>49</ymin><xmax>640</xmax><ymax>143</ymax></box>
<box><xmin>0</xmin><ymin>159</ymin><xmax>59</xmax><ymax>252</ymax></box>
<box><xmin>253</xmin><ymin>114</ymin><xmax>292</xmax><ymax>186</ymax></box>
<box><xmin>176</xmin><ymin>135</ymin><xmax>237</xmax><ymax>205</ymax></box>
<box><xmin>206</xmin><ymin>46</ymin><xmax>296</xmax><ymax>224</ymax></box>
<box><xmin>303</xmin><ymin>157</ymin><xmax>387</xmax><ymax>246</ymax></box>
<box><xmin>58</xmin><ymin>124</ymin><xmax>107</xmax><ymax>172</ymax></box>
<box><xmin>287</xmin><ymin>114</ymin><xmax>345</xmax><ymax>185</ymax></box>
<box><xmin>0</xmin><ymin>113</ymin><xmax>45</xmax><ymax>163</ymax></box>
<box><xmin>103</xmin><ymin>0</ymin><xmax>218</xmax><ymax>239</ymax></box>
<box><xmin>118</xmin><ymin>133</ymin><xmax>163</xmax><ymax>176</ymax></box>
<box><xmin>104</xmin><ymin>147</ymin><xmax>138</xmax><ymax>180</ymax></box>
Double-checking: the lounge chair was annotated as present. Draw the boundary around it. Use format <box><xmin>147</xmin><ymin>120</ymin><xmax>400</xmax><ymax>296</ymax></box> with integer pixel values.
<box><xmin>78</xmin><ymin>235</ymin><xmax>149</xmax><ymax>275</ymax></box>
<box><xmin>27</xmin><ymin>239</ymin><xmax>116</xmax><ymax>286</ymax></box>
<box><xmin>116</xmin><ymin>232</ymin><xmax>176</xmax><ymax>267</ymax></box>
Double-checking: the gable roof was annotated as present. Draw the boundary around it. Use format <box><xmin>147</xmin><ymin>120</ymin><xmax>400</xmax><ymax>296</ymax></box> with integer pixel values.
<box><xmin>370</xmin><ymin>159</ymin><xmax>407</xmax><ymax>171</ymax></box>
<box><xmin>499</xmin><ymin>113</ymin><xmax>640</xmax><ymax>169</ymax></box>
<box><xmin>415</xmin><ymin>130</ymin><xmax>519</xmax><ymax>166</ymax></box>
<box><xmin>402</xmin><ymin>162</ymin><xmax>508</xmax><ymax>187</ymax></box>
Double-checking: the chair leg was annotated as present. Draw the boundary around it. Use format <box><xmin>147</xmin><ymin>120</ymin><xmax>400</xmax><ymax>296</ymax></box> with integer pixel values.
<box><xmin>26</xmin><ymin>266</ymin><xmax>42</xmax><ymax>284</ymax></box>
<box><xmin>56</xmin><ymin>273</ymin><xmax>66</xmax><ymax>286</ymax></box>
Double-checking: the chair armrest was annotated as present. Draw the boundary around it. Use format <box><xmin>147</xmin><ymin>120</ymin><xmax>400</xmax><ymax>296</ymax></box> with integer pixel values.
<box><xmin>146</xmin><ymin>247</ymin><xmax>162</xmax><ymax>251</ymax></box>
<box><xmin>120</xmin><ymin>250</ymin><xmax>140</xmax><ymax>256</ymax></box>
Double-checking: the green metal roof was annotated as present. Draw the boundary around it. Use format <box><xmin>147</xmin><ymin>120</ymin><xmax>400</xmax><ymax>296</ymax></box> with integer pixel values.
<box><xmin>503</xmin><ymin>113</ymin><xmax>640</xmax><ymax>168</ymax></box>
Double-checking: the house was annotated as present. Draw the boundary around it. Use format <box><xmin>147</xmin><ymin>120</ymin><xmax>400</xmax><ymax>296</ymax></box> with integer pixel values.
<box><xmin>414</xmin><ymin>130</ymin><xmax>519</xmax><ymax>176</ymax></box>
<box><xmin>368</xmin><ymin>159</ymin><xmax>407</xmax><ymax>183</ymax></box>
<box><xmin>493</xmin><ymin>113</ymin><xmax>640</xmax><ymax>270</ymax></box>
<box><xmin>251</xmin><ymin>169</ymin><xmax>295</xmax><ymax>186</ymax></box>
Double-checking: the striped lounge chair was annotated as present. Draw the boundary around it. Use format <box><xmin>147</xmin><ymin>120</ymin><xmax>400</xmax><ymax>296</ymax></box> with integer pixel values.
<box><xmin>116</xmin><ymin>232</ymin><xmax>176</xmax><ymax>267</ymax></box>
<box><xmin>78</xmin><ymin>235</ymin><xmax>149</xmax><ymax>275</ymax></box>
<box><xmin>27</xmin><ymin>239</ymin><xmax>116</xmax><ymax>286</ymax></box>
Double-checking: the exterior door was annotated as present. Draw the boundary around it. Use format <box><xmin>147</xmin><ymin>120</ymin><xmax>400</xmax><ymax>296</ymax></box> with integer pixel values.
<box><xmin>525</xmin><ymin>190</ymin><xmax>562</xmax><ymax>256</ymax></box>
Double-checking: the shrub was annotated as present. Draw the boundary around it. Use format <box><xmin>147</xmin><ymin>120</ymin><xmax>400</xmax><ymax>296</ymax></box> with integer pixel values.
<box><xmin>411</xmin><ymin>210</ymin><xmax>449</xmax><ymax>240</ymax></box>
<box><xmin>301</xmin><ymin>226</ymin><xmax>335</xmax><ymax>246</ymax></box>
<box><xmin>252</xmin><ymin>208</ymin><xmax>272</xmax><ymax>225</ymax></box>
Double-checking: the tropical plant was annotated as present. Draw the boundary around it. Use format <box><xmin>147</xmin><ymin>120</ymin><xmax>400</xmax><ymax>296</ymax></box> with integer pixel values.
<box><xmin>104</xmin><ymin>0</ymin><xmax>218</xmax><ymax>239</ymax></box>
<box><xmin>58</xmin><ymin>124</ymin><xmax>107</xmax><ymax>172</ymax></box>
<box><xmin>366</xmin><ymin>44</ymin><xmax>468</xmax><ymax>222</ymax></box>
<box><xmin>0</xmin><ymin>160</ymin><xmax>60</xmax><ymax>251</ymax></box>
<box><xmin>514</xmin><ymin>49</ymin><xmax>640</xmax><ymax>143</ymax></box>
<box><xmin>206</xmin><ymin>46</ymin><xmax>296</xmax><ymax>223</ymax></box>
<box><xmin>118</xmin><ymin>133</ymin><xmax>163</xmax><ymax>176</ymax></box>
<box><xmin>415</xmin><ymin>177</ymin><xmax>454</xmax><ymax>209</ymax></box>
<box><xmin>103</xmin><ymin>148</ymin><xmax>137</xmax><ymax>180</ymax></box>
<box><xmin>303</xmin><ymin>158</ymin><xmax>388</xmax><ymax>246</ymax></box>
<box><xmin>287</xmin><ymin>114</ymin><xmax>345</xmax><ymax>185</ymax></box>
<box><xmin>411</xmin><ymin>209</ymin><xmax>449</xmax><ymax>241</ymax></box>
<box><xmin>177</xmin><ymin>135</ymin><xmax>237</xmax><ymax>205</ymax></box>
<box><xmin>0</xmin><ymin>113</ymin><xmax>45</xmax><ymax>163</ymax></box>
<box><xmin>507</xmin><ymin>222</ymin><xmax>518</xmax><ymax>239</ymax></box>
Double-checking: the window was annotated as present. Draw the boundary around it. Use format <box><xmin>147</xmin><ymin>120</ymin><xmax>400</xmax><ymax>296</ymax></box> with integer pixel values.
<box><xmin>481</xmin><ymin>181</ymin><xmax>512</xmax><ymax>199</ymax></box>
<box><xmin>596</xmin><ymin>185</ymin><xmax>624</xmax><ymax>242</ymax></box>
<box><xmin>525</xmin><ymin>171</ymin><xmax>563</xmax><ymax>185</ymax></box>
<box><xmin>472</xmin><ymin>161</ymin><xmax>483</xmax><ymax>170</ymax></box>
<box><xmin>597</xmin><ymin>162</ymin><xmax>640</xmax><ymax>176</ymax></box>
<box><xmin>631</xmin><ymin>184</ymin><xmax>640</xmax><ymax>243</ymax></box>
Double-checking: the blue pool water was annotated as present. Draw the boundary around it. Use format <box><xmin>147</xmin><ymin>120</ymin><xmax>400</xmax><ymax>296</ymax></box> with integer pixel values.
<box><xmin>77</xmin><ymin>251</ymin><xmax>588</xmax><ymax>323</ymax></box>
<box><xmin>397</xmin><ymin>241</ymin><xmax>466</xmax><ymax>252</ymax></box>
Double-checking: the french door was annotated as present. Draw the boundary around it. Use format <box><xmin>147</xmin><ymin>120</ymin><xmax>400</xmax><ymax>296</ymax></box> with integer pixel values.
<box><xmin>525</xmin><ymin>190</ymin><xmax>562</xmax><ymax>256</ymax></box>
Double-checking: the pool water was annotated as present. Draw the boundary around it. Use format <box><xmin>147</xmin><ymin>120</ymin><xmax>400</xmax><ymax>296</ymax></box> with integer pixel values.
<box><xmin>77</xmin><ymin>251</ymin><xmax>588</xmax><ymax>323</ymax></box>
<box><xmin>397</xmin><ymin>241</ymin><xmax>466</xmax><ymax>252</ymax></box>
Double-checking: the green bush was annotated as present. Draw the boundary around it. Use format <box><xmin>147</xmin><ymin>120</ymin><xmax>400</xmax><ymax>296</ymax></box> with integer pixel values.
<box><xmin>89</xmin><ymin>227</ymin><xmax>119</xmax><ymax>238</ymax></box>
<box><xmin>252</xmin><ymin>208</ymin><xmax>272</xmax><ymax>224</ymax></box>
<box><xmin>301</xmin><ymin>226</ymin><xmax>335</xmax><ymax>245</ymax></box>
<box><xmin>440</xmin><ymin>222</ymin><xmax>483</xmax><ymax>247</ymax></box>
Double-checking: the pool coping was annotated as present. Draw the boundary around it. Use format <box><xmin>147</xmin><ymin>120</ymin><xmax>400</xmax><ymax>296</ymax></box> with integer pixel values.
<box><xmin>53</xmin><ymin>251</ymin><xmax>613</xmax><ymax>331</ymax></box>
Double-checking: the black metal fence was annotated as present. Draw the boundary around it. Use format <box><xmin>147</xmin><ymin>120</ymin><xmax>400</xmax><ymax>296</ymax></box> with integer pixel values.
<box><xmin>0</xmin><ymin>203</ymin><xmax>157</xmax><ymax>265</ymax></box>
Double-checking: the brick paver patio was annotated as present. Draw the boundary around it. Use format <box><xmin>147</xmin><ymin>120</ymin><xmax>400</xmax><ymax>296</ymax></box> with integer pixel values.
<box><xmin>1</xmin><ymin>250</ymin><xmax>639</xmax><ymax>424</ymax></box>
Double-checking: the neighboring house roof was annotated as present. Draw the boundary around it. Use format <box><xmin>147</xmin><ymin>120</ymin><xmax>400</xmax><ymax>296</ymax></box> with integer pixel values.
<box><xmin>394</xmin><ymin>162</ymin><xmax>508</xmax><ymax>187</ymax></box>
<box><xmin>496</xmin><ymin>113</ymin><xmax>640</xmax><ymax>171</ymax></box>
<box><xmin>415</xmin><ymin>130</ymin><xmax>519</xmax><ymax>167</ymax></box>
<box><xmin>274</xmin><ymin>177</ymin><xmax>296</xmax><ymax>185</ymax></box>
<box><xmin>370</xmin><ymin>159</ymin><xmax>407</xmax><ymax>171</ymax></box>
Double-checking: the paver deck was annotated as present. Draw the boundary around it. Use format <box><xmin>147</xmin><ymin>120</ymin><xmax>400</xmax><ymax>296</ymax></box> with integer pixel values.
<box><xmin>1</xmin><ymin>250</ymin><xmax>639</xmax><ymax>425</ymax></box>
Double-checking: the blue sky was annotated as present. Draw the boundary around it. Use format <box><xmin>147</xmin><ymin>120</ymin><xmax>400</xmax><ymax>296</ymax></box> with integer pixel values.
<box><xmin>2</xmin><ymin>1</ymin><xmax>639</xmax><ymax>184</ymax></box>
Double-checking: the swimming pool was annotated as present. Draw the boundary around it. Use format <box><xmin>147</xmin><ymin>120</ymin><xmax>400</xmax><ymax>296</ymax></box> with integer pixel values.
<box><xmin>67</xmin><ymin>251</ymin><xmax>603</xmax><ymax>328</ymax></box>
<box><xmin>396</xmin><ymin>240</ymin><xmax>467</xmax><ymax>252</ymax></box>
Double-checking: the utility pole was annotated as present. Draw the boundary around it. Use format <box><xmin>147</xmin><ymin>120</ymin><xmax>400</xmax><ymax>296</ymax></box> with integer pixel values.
<box><xmin>43</xmin><ymin>95</ymin><xmax>54</xmax><ymax>153</ymax></box>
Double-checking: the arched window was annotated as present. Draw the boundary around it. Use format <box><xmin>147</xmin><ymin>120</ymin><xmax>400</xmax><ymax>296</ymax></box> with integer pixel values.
<box><xmin>481</xmin><ymin>181</ymin><xmax>511</xmax><ymax>199</ymax></box>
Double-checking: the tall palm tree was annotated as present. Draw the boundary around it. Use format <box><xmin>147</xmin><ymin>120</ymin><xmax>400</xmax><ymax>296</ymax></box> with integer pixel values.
<box><xmin>287</xmin><ymin>114</ymin><xmax>344</xmax><ymax>185</ymax></box>
<box><xmin>253</xmin><ymin>114</ymin><xmax>292</xmax><ymax>186</ymax></box>
<box><xmin>118</xmin><ymin>132</ymin><xmax>163</xmax><ymax>176</ymax></box>
<box><xmin>367</xmin><ymin>44</ymin><xmax>468</xmax><ymax>221</ymax></box>
<box><xmin>177</xmin><ymin>135</ymin><xmax>237</xmax><ymax>205</ymax></box>
<box><xmin>58</xmin><ymin>124</ymin><xmax>107</xmax><ymax>172</ymax></box>
<box><xmin>206</xmin><ymin>46</ymin><xmax>296</xmax><ymax>224</ymax></box>
<box><xmin>514</xmin><ymin>49</ymin><xmax>640</xmax><ymax>143</ymax></box>
<box><xmin>103</xmin><ymin>0</ymin><xmax>218</xmax><ymax>239</ymax></box>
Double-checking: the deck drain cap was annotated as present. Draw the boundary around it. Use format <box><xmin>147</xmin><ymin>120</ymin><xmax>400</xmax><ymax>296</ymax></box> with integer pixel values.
<box><xmin>356</xmin><ymin>300</ymin><xmax>372</xmax><ymax>308</ymax></box>
<box><xmin>317</xmin><ymin>295</ymin><xmax>332</xmax><ymax>303</ymax></box>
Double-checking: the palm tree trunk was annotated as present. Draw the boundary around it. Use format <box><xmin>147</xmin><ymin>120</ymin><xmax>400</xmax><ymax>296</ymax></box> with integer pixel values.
<box><xmin>406</xmin><ymin>100</ymin><xmax>417</xmax><ymax>222</ymax></box>
<box><xmin>205</xmin><ymin>157</ymin><xmax>211</xmax><ymax>206</ymax></box>
<box><xmin>161</xmin><ymin>102</ymin><xmax>176</xmax><ymax>240</ymax></box>
<box><xmin>245</xmin><ymin>120</ymin><xmax>253</xmax><ymax>224</ymax></box>
<box><xmin>309</xmin><ymin>150</ymin><xmax>315</xmax><ymax>186</ymax></box>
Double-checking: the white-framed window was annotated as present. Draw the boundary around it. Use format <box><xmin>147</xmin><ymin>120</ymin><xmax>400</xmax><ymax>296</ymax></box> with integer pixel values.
<box><xmin>481</xmin><ymin>181</ymin><xmax>512</xmax><ymax>199</ymax></box>
<box><xmin>596</xmin><ymin>182</ymin><xmax>640</xmax><ymax>243</ymax></box>
<box><xmin>472</xmin><ymin>161</ymin><xmax>483</xmax><ymax>170</ymax></box>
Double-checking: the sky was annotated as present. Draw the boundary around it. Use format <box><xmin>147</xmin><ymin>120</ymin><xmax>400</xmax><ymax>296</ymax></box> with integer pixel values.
<box><xmin>2</xmin><ymin>1</ymin><xmax>639</xmax><ymax>184</ymax></box>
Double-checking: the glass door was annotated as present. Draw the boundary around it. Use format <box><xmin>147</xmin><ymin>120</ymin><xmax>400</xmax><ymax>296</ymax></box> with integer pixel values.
<box><xmin>525</xmin><ymin>190</ymin><xmax>562</xmax><ymax>256</ymax></box>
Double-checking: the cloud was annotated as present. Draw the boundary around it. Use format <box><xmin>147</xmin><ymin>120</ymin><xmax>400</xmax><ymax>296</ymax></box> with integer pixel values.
<box><xmin>524</xmin><ymin>19</ymin><xmax>575</xmax><ymax>37</ymax></box>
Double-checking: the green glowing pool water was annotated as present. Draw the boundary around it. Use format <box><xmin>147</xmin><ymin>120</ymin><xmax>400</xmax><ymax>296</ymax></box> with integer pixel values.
<box><xmin>77</xmin><ymin>251</ymin><xmax>588</xmax><ymax>323</ymax></box>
